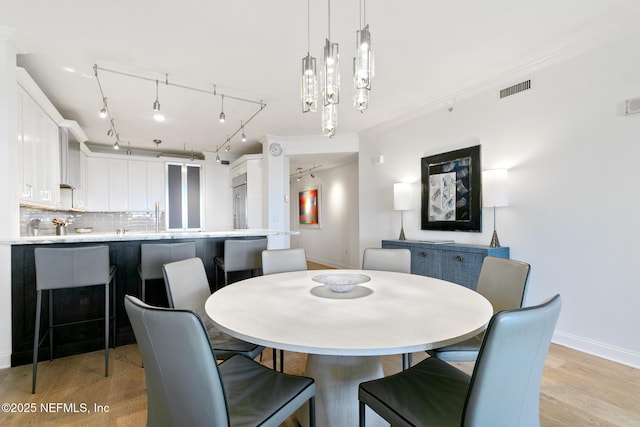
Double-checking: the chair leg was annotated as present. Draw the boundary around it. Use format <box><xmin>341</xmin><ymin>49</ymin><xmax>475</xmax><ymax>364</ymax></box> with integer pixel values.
<box><xmin>272</xmin><ymin>348</ymin><xmax>277</xmax><ymax>370</ymax></box>
<box><xmin>402</xmin><ymin>353</ymin><xmax>406</xmax><ymax>370</ymax></box>
<box><xmin>224</xmin><ymin>271</ymin><xmax>228</xmax><ymax>287</ymax></box>
<box><xmin>280</xmin><ymin>349</ymin><xmax>284</xmax><ymax>372</ymax></box>
<box><xmin>407</xmin><ymin>352</ymin><xmax>412</xmax><ymax>368</ymax></box>
<box><xmin>359</xmin><ymin>401</ymin><xmax>366</xmax><ymax>427</ymax></box>
<box><xmin>32</xmin><ymin>290</ymin><xmax>42</xmax><ymax>394</ymax></box>
<box><xmin>309</xmin><ymin>396</ymin><xmax>316</xmax><ymax>427</ymax></box>
<box><xmin>141</xmin><ymin>278</ymin><xmax>146</xmax><ymax>303</ymax></box>
<box><xmin>112</xmin><ymin>275</ymin><xmax>117</xmax><ymax>348</ymax></box>
<box><xmin>49</xmin><ymin>290</ymin><xmax>53</xmax><ymax>361</ymax></box>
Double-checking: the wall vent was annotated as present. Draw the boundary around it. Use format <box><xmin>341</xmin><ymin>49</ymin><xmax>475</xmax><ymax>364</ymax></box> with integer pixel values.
<box><xmin>499</xmin><ymin>79</ymin><xmax>531</xmax><ymax>99</ymax></box>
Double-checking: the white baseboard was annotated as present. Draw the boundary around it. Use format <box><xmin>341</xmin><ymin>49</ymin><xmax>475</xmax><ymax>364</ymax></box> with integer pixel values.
<box><xmin>306</xmin><ymin>257</ymin><xmax>352</xmax><ymax>270</ymax></box>
<box><xmin>553</xmin><ymin>331</ymin><xmax>640</xmax><ymax>369</ymax></box>
<box><xmin>0</xmin><ymin>351</ymin><xmax>11</xmax><ymax>369</ymax></box>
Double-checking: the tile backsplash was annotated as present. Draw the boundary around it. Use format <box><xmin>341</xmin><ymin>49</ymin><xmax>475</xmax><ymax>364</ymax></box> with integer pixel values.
<box><xmin>21</xmin><ymin>207</ymin><xmax>166</xmax><ymax>236</ymax></box>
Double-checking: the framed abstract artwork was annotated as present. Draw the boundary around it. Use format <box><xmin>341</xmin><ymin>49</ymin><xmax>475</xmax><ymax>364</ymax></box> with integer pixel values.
<box><xmin>421</xmin><ymin>145</ymin><xmax>482</xmax><ymax>232</ymax></box>
<box><xmin>298</xmin><ymin>186</ymin><xmax>321</xmax><ymax>227</ymax></box>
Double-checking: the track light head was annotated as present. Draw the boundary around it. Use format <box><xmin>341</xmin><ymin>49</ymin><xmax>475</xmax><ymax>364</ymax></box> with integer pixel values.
<box><xmin>99</xmin><ymin>106</ymin><xmax>107</xmax><ymax>119</ymax></box>
<box><xmin>113</xmin><ymin>141</ymin><xmax>120</xmax><ymax>150</ymax></box>
<box><xmin>219</xmin><ymin>111</ymin><xmax>225</xmax><ymax>123</ymax></box>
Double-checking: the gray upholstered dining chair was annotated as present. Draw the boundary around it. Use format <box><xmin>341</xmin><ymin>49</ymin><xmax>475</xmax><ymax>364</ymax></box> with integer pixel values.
<box><xmin>261</xmin><ymin>247</ymin><xmax>308</xmax><ymax>371</ymax></box>
<box><xmin>362</xmin><ymin>247</ymin><xmax>412</xmax><ymax>369</ymax></box>
<box><xmin>262</xmin><ymin>247</ymin><xmax>308</xmax><ymax>275</ymax></box>
<box><xmin>362</xmin><ymin>247</ymin><xmax>411</xmax><ymax>273</ymax></box>
<box><xmin>138</xmin><ymin>241</ymin><xmax>196</xmax><ymax>303</ymax></box>
<box><xmin>32</xmin><ymin>246</ymin><xmax>116</xmax><ymax>393</ymax></box>
<box><xmin>359</xmin><ymin>294</ymin><xmax>561</xmax><ymax>427</ymax></box>
<box><xmin>124</xmin><ymin>295</ymin><xmax>316</xmax><ymax>427</ymax></box>
<box><xmin>428</xmin><ymin>256</ymin><xmax>531</xmax><ymax>362</ymax></box>
<box><xmin>214</xmin><ymin>238</ymin><xmax>268</xmax><ymax>289</ymax></box>
<box><xmin>163</xmin><ymin>257</ymin><xmax>264</xmax><ymax>361</ymax></box>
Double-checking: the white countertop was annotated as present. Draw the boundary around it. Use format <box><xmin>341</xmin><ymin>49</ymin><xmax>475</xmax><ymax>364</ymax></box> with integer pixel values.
<box><xmin>7</xmin><ymin>229</ymin><xmax>297</xmax><ymax>245</ymax></box>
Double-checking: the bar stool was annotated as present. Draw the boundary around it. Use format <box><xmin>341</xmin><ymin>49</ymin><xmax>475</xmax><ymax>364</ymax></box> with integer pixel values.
<box><xmin>214</xmin><ymin>238</ymin><xmax>267</xmax><ymax>289</ymax></box>
<box><xmin>32</xmin><ymin>245</ymin><xmax>116</xmax><ymax>393</ymax></box>
<box><xmin>138</xmin><ymin>242</ymin><xmax>196</xmax><ymax>303</ymax></box>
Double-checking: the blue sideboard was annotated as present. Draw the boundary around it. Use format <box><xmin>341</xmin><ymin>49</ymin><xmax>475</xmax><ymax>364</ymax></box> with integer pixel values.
<box><xmin>381</xmin><ymin>240</ymin><xmax>509</xmax><ymax>290</ymax></box>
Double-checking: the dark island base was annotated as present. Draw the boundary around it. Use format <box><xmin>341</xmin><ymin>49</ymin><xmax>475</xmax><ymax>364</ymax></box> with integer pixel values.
<box><xmin>11</xmin><ymin>237</ymin><xmax>258</xmax><ymax>367</ymax></box>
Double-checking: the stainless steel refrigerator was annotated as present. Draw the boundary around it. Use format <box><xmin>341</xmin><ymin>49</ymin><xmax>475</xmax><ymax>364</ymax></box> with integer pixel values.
<box><xmin>232</xmin><ymin>173</ymin><xmax>248</xmax><ymax>229</ymax></box>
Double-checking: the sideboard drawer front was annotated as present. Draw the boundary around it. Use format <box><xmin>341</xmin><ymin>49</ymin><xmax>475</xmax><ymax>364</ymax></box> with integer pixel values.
<box><xmin>409</xmin><ymin>248</ymin><xmax>441</xmax><ymax>277</ymax></box>
<box><xmin>441</xmin><ymin>252</ymin><xmax>484</xmax><ymax>289</ymax></box>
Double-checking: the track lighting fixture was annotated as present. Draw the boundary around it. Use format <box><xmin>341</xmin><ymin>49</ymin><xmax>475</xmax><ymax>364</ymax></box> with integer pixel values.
<box><xmin>152</xmin><ymin>79</ymin><xmax>166</xmax><ymax>122</ymax></box>
<box><xmin>113</xmin><ymin>140</ymin><xmax>120</xmax><ymax>150</ymax></box>
<box><xmin>216</xmin><ymin>153</ymin><xmax>221</xmax><ymax>163</ymax></box>
<box><xmin>290</xmin><ymin>164</ymin><xmax>322</xmax><ymax>180</ymax></box>
<box><xmin>219</xmin><ymin>94</ymin><xmax>226</xmax><ymax>123</ymax></box>
<box><xmin>94</xmin><ymin>64</ymin><xmax>266</xmax><ymax>156</ymax></box>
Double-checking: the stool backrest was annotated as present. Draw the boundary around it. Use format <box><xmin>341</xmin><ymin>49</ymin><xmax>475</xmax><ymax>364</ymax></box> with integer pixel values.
<box><xmin>362</xmin><ymin>248</ymin><xmax>411</xmax><ymax>274</ymax></box>
<box><xmin>140</xmin><ymin>242</ymin><xmax>196</xmax><ymax>280</ymax></box>
<box><xmin>223</xmin><ymin>238</ymin><xmax>267</xmax><ymax>272</ymax></box>
<box><xmin>35</xmin><ymin>246</ymin><xmax>110</xmax><ymax>290</ymax></box>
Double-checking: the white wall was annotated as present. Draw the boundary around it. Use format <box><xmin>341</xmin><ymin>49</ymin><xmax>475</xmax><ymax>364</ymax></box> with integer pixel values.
<box><xmin>358</xmin><ymin>31</ymin><xmax>640</xmax><ymax>367</ymax></box>
<box><xmin>0</xmin><ymin>28</ymin><xmax>18</xmax><ymax>368</ymax></box>
<box><xmin>290</xmin><ymin>160</ymin><xmax>360</xmax><ymax>269</ymax></box>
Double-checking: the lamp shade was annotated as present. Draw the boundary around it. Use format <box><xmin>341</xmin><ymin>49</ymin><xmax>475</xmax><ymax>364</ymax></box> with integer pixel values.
<box><xmin>482</xmin><ymin>169</ymin><xmax>509</xmax><ymax>207</ymax></box>
<box><xmin>394</xmin><ymin>183</ymin><xmax>411</xmax><ymax>211</ymax></box>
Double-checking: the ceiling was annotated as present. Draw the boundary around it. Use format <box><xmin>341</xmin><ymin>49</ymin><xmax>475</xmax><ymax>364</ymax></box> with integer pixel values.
<box><xmin>3</xmin><ymin>1</ymin><xmax>639</xmax><ymax>173</ymax></box>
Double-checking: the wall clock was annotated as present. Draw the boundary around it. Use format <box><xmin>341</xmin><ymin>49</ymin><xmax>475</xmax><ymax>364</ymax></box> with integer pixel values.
<box><xmin>269</xmin><ymin>142</ymin><xmax>283</xmax><ymax>157</ymax></box>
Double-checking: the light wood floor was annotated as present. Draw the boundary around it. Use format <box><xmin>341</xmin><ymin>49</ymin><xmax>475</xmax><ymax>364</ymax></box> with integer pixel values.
<box><xmin>1</xmin><ymin>261</ymin><xmax>638</xmax><ymax>426</ymax></box>
<box><xmin>1</xmin><ymin>344</ymin><xmax>638</xmax><ymax>426</ymax></box>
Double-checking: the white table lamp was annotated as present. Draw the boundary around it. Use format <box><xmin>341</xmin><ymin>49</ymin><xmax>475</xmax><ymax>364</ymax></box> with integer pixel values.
<box><xmin>482</xmin><ymin>169</ymin><xmax>508</xmax><ymax>247</ymax></box>
<box><xmin>394</xmin><ymin>183</ymin><xmax>411</xmax><ymax>240</ymax></box>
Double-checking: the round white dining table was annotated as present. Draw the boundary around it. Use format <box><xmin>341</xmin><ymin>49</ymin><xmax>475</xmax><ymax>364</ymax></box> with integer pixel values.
<box><xmin>204</xmin><ymin>269</ymin><xmax>493</xmax><ymax>427</ymax></box>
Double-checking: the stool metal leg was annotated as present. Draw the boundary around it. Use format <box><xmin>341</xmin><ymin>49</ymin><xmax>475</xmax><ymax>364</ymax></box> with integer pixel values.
<box><xmin>105</xmin><ymin>281</ymin><xmax>109</xmax><ymax>377</ymax></box>
<box><xmin>32</xmin><ymin>290</ymin><xmax>42</xmax><ymax>394</ymax></box>
<box><xmin>49</xmin><ymin>290</ymin><xmax>53</xmax><ymax>361</ymax></box>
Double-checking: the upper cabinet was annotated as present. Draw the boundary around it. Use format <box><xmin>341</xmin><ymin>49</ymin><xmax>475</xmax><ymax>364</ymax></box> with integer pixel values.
<box><xmin>85</xmin><ymin>157</ymin><xmax>166</xmax><ymax>212</ymax></box>
<box><xmin>16</xmin><ymin>85</ymin><xmax>60</xmax><ymax>207</ymax></box>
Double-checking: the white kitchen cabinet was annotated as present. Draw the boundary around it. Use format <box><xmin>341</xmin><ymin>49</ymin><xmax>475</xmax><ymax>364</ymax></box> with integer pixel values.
<box><xmin>86</xmin><ymin>157</ymin><xmax>109</xmax><ymax>210</ymax></box>
<box><xmin>17</xmin><ymin>86</ymin><xmax>60</xmax><ymax>207</ymax></box>
<box><xmin>86</xmin><ymin>157</ymin><xmax>165</xmax><ymax>212</ymax></box>
<box><xmin>127</xmin><ymin>160</ymin><xmax>148</xmax><ymax>211</ymax></box>
<box><xmin>108</xmin><ymin>159</ymin><xmax>129</xmax><ymax>211</ymax></box>
<box><xmin>127</xmin><ymin>160</ymin><xmax>165</xmax><ymax>211</ymax></box>
<box><xmin>146</xmin><ymin>161</ymin><xmax>165</xmax><ymax>211</ymax></box>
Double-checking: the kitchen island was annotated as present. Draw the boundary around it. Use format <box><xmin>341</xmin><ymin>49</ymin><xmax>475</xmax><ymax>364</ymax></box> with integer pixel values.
<box><xmin>10</xmin><ymin>229</ymin><xmax>292</xmax><ymax>367</ymax></box>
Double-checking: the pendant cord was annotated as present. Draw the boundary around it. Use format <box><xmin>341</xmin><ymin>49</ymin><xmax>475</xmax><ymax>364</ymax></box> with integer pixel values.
<box><xmin>327</xmin><ymin>0</ymin><xmax>331</xmax><ymax>40</ymax></box>
<box><xmin>307</xmin><ymin>0</ymin><xmax>311</xmax><ymax>53</ymax></box>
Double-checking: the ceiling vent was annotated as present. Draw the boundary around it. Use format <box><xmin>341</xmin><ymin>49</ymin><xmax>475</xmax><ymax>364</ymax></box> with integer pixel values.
<box><xmin>499</xmin><ymin>79</ymin><xmax>531</xmax><ymax>99</ymax></box>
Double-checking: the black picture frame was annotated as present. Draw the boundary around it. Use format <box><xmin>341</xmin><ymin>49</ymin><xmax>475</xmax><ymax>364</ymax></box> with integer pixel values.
<box><xmin>421</xmin><ymin>145</ymin><xmax>482</xmax><ymax>232</ymax></box>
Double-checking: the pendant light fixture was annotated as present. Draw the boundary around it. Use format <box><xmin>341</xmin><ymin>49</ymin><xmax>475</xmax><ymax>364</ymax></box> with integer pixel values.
<box><xmin>152</xmin><ymin>79</ymin><xmax>166</xmax><ymax>122</ymax></box>
<box><xmin>353</xmin><ymin>0</ymin><xmax>374</xmax><ymax>111</ymax></box>
<box><xmin>219</xmin><ymin>94</ymin><xmax>226</xmax><ymax>123</ymax></box>
<box><xmin>322</xmin><ymin>0</ymin><xmax>339</xmax><ymax>137</ymax></box>
<box><xmin>241</xmin><ymin>121</ymin><xmax>247</xmax><ymax>142</ymax></box>
<box><xmin>99</xmin><ymin>98</ymin><xmax>108</xmax><ymax>118</ymax></box>
<box><xmin>302</xmin><ymin>0</ymin><xmax>318</xmax><ymax>113</ymax></box>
